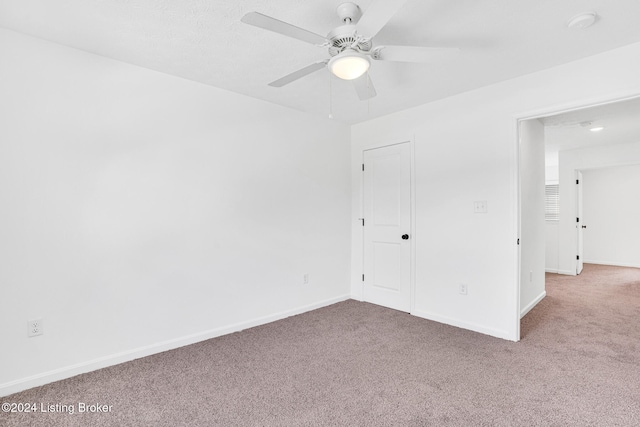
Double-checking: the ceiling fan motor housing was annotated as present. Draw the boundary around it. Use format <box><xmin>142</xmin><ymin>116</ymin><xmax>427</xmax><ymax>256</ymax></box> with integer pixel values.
<box><xmin>327</xmin><ymin>24</ymin><xmax>372</xmax><ymax>57</ymax></box>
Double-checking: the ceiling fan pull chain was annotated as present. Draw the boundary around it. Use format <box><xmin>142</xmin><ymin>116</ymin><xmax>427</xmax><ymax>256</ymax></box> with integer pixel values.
<box><xmin>328</xmin><ymin>72</ymin><xmax>334</xmax><ymax>119</ymax></box>
<box><xmin>367</xmin><ymin>69</ymin><xmax>371</xmax><ymax>117</ymax></box>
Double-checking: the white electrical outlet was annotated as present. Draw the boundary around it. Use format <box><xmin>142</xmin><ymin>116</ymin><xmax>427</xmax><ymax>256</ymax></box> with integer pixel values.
<box><xmin>28</xmin><ymin>318</ymin><xmax>43</xmax><ymax>337</ymax></box>
<box><xmin>303</xmin><ymin>273</ymin><xmax>309</xmax><ymax>284</ymax></box>
<box><xmin>459</xmin><ymin>284</ymin><xmax>468</xmax><ymax>295</ymax></box>
<box><xmin>473</xmin><ymin>201</ymin><xmax>488</xmax><ymax>213</ymax></box>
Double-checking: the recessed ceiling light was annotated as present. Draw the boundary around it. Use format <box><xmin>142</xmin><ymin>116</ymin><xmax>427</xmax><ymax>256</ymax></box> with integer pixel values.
<box><xmin>589</xmin><ymin>126</ymin><xmax>605</xmax><ymax>132</ymax></box>
<box><xmin>567</xmin><ymin>12</ymin><xmax>598</xmax><ymax>30</ymax></box>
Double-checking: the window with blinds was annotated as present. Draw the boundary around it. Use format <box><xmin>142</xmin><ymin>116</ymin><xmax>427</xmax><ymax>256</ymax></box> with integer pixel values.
<box><xmin>545</xmin><ymin>184</ymin><xmax>559</xmax><ymax>221</ymax></box>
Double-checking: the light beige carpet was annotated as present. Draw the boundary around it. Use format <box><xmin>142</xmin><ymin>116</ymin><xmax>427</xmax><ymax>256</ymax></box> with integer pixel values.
<box><xmin>2</xmin><ymin>263</ymin><xmax>640</xmax><ymax>426</ymax></box>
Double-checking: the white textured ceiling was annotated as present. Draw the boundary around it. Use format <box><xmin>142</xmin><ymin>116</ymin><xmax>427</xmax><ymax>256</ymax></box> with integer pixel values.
<box><xmin>542</xmin><ymin>96</ymin><xmax>640</xmax><ymax>164</ymax></box>
<box><xmin>2</xmin><ymin>0</ymin><xmax>640</xmax><ymax>124</ymax></box>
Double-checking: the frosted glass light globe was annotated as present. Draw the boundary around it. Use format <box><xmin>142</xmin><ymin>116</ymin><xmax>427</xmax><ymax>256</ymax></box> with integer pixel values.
<box><xmin>329</xmin><ymin>50</ymin><xmax>370</xmax><ymax>80</ymax></box>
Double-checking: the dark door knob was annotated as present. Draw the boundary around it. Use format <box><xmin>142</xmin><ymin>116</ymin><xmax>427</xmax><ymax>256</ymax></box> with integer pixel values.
<box><xmin>402</xmin><ymin>234</ymin><xmax>409</xmax><ymax>240</ymax></box>
<box><xmin>582</xmin><ymin>225</ymin><xmax>587</xmax><ymax>229</ymax></box>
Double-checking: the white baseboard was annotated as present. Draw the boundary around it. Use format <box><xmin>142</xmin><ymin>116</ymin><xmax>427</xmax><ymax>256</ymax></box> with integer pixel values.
<box><xmin>584</xmin><ymin>260</ymin><xmax>640</xmax><ymax>269</ymax></box>
<box><xmin>0</xmin><ymin>294</ymin><xmax>351</xmax><ymax>397</ymax></box>
<box><xmin>546</xmin><ymin>269</ymin><xmax>574</xmax><ymax>275</ymax></box>
<box><xmin>411</xmin><ymin>309</ymin><xmax>514</xmax><ymax>341</ymax></box>
<box><xmin>557</xmin><ymin>270</ymin><xmax>575</xmax><ymax>275</ymax></box>
<box><xmin>520</xmin><ymin>290</ymin><xmax>546</xmax><ymax>318</ymax></box>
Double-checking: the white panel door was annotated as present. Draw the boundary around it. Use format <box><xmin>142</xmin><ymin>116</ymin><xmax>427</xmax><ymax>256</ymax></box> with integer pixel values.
<box><xmin>363</xmin><ymin>143</ymin><xmax>411</xmax><ymax>312</ymax></box>
<box><xmin>576</xmin><ymin>170</ymin><xmax>584</xmax><ymax>275</ymax></box>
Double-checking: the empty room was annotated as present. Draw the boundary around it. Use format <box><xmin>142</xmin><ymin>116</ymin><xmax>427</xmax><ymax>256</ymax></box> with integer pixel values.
<box><xmin>1</xmin><ymin>1</ymin><xmax>640</xmax><ymax>425</ymax></box>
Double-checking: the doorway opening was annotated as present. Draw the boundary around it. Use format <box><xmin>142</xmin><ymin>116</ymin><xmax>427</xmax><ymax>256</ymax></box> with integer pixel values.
<box><xmin>518</xmin><ymin>95</ymin><xmax>640</xmax><ymax>338</ymax></box>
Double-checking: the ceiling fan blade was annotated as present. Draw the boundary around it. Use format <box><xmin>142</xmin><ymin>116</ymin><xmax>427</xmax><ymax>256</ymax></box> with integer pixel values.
<box><xmin>373</xmin><ymin>46</ymin><xmax>460</xmax><ymax>63</ymax></box>
<box><xmin>241</xmin><ymin>12</ymin><xmax>327</xmax><ymax>46</ymax></box>
<box><xmin>268</xmin><ymin>61</ymin><xmax>327</xmax><ymax>87</ymax></box>
<box><xmin>352</xmin><ymin>74</ymin><xmax>377</xmax><ymax>100</ymax></box>
<box><xmin>356</xmin><ymin>0</ymin><xmax>409</xmax><ymax>38</ymax></box>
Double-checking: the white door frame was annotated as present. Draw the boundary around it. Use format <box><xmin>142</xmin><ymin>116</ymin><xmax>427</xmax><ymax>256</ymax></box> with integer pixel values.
<box><xmin>360</xmin><ymin>138</ymin><xmax>416</xmax><ymax>314</ymax></box>
<box><xmin>512</xmin><ymin>92</ymin><xmax>640</xmax><ymax>342</ymax></box>
<box><xmin>576</xmin><ymin>170</ymin><xmax>584</xmax><ymax>274</ymax></box>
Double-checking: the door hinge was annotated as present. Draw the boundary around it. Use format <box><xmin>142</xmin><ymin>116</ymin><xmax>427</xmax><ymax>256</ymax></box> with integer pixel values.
<box><xmin>517</xmin><ymin>238</ymin><xmax>520</xmax><ymax>245</ymax></box>
<box><xmin>362</xmin><ymin>218</ymin><xmax>365</xmax><ymax>226</ymax></box>
<box><xmin>576</xmin><ymin>217</ymin><xmax>579</xmax><ymax>223</ymax></box>
<box><xmin>362</xmin><ymin>164</ymin><xmax>364</xmax><ymax>171</ymax></box>
<box><xmin>362</xmin><ymin>274</ymin><xmax>365</xmax><ymax>281</ymax></box>
<box><xmin>576</xmin><ymin>179</ymin><xmax>579</xmax><ymax>184</ymax></box>
<box><xmin>577</xmin><ymin>255</ymin><xmax>580</xmax><ymax>260</ymax></box>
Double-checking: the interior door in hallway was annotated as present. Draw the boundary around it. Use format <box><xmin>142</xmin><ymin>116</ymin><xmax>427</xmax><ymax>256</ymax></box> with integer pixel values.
<box><xmin>363</xmin><ymin>143</ymin><xmax>411</xmax><ymax>312</ymax></box>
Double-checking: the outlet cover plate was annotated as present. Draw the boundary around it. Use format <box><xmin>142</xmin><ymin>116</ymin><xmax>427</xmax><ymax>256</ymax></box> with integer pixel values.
<box><xmin>28</xmin><ymin>318</ymin><xmax>43</xmax><ymax>337</ymax></box>
<box><xmin>473</xmin><ymin>201</ymin><xmax>488</xmax><ymax>213</ymax></box>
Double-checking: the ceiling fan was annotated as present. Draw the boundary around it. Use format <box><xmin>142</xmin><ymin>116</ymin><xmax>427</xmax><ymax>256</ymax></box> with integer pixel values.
<box><xmin>241</xmin><ymin>0</ymin><xmax>458</xmax><ymax>100</ymax></box>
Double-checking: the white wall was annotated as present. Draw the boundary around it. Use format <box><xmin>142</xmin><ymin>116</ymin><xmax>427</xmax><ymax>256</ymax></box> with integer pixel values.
<box><xmin>519</xmin><ymin>119</ymin><xmax>546</xmax><ymax>317</ymax></box>
<box><xmin>545</xmin><ymin>222</ymin><xmax>560</xmax><ymax>272</ymax></box>
<box><xmin>582</xmin><ymin>164</ymin><xmax>640</xmax><ymax>268</ymax></box>
<box><xmin>0</xmin><ymin>29</ymin><xmax>352</xmax><ymax>395</ymax></box>
<box><xmin>545</xmin><ymin>164</ymin><xmax>559</xmax><ymax>183</ymax></box>
<box><xmin>351</xmin><ymin>41</ymin><xmax>640</xmax><ymax>341</ymax></box>
<box><xmin>558</xmin><ymin>141</ymin><xmax>640</xmax><ymax>275</ymax></box>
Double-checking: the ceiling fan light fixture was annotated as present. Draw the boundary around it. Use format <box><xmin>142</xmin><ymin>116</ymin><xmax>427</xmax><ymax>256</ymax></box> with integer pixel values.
<box><xmin>329</xmin><ymin>49</ymin><xmax>370</xmax><ymax>80</ymax></box>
